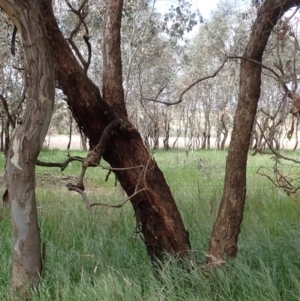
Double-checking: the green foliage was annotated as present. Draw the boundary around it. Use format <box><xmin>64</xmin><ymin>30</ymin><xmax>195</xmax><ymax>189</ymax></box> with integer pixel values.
<box><xmin>1</xmin><ymin>149</ymin><xmax>300</xmax><ymax>300</ymax></box>
<box><xmin>162</xmin><ymin>0</ymin><xmax>202</xmax><ymax>38</ymax></box>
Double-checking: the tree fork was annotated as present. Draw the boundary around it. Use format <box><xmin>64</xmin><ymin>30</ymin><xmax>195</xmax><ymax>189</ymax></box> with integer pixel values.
<box><xmin>41</xmin><ymin>0</ymin><xmax>191</xmax><ymax>260</ymax></box>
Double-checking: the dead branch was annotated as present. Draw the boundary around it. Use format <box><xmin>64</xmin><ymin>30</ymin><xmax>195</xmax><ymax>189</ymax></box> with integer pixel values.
<box><xmin>72</xmin><ymin>119</ymin><xmax>130</xmax><ymax>190</ymax></box>
<box><xmin>101</xmin><ymin>165</ymin><xmax>144</xmax><ymax>171</ymax></box>
<box><xmin>257</xmin><ymin>166</ymin><xmax>300</xmax><ymax>195</ymax></box>
<box><xmin>255</xmin><ymin>121</ymin><xmax>300</xmax><ymax>164</ymax></box>
<box><xmin>66</xmin><ymin>147</ymin><xmax>152</xmax><ymax>211</ymax></box>
<box><xmin>145</xmin><ymin>51</ymin><xmax>288</xmax><ymax>110</ymax></box>
<box><xmin>66</xmin><ymin>183</ymin><xmax>91</xmax><ymax>211</ymax></box>
<box><xmin>145</xmin><ymin>56</ymin><xmax>228</xmax><ymax>106</ymax></box>
<box><xmin>67</xmin><ymin>182</ymin><xmax>148</xmax><ymax>210</ymax></box>
<box><xmin>256</xmin><ymin>120</ymin><xmax>300</xmax><ymax>196</ymax></box>
<box><xmin>36</xmin><ymin>155</ymin><xmax>84</xmax><ymax>172</ymax></box>
<box><xmin>90</xmin><ymin>188</ymin><xmax>148</xmax><ymax>208</ymax></box>
<box><xmin>253</xmin><ymin>93</ymin><xmax>289</xmax><ymax>155</ymax></box>
<box><xmin>228</xmin><ymin>55</ymin><xmax>282</xmax><ymax>79</ymax></box>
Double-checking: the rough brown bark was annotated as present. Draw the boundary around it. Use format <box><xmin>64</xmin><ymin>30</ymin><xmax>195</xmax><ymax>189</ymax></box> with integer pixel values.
<box><xmin>208</xmin><ymin>0</ymin><xmax>300</xmax><ymax>265</ymax></box>
<box><xmin>0</xmin><ymin>0</ymin><xmax>55</xmax><ymax>293</ymax></box>
<box><xmin>41</xmin><ymin>0</ymin><xmax>190</xmax><ymax>260</ymax></box>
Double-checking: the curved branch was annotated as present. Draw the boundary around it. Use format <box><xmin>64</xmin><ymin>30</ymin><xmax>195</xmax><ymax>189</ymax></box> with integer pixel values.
<box><xmin>65</xmin><ymin>0</ymin><xmax>91</xmax><ymax>73</ymax></box>
<box><xmin>90</xmin><ymin>188</ymin><xmax>148</xmax><ymax>208</ymax></box>
<box><xmin>36</xmin><ymin>155</ymin><xmax>84</xmax><ymax>171</ymax></box>
<box><xmin>227</xmin><ymin>55</ymin><xmax>290</xmax><ymax>93</ymax></box>
<box><xmin>66</xmin><ymin>183</ymin><xmax>91</xmax><ymax>210</ymax></box>
<box><xmin>146</xmin><ymin>56</ymin><xmax>228</xmax><ymax>106</ymax></box>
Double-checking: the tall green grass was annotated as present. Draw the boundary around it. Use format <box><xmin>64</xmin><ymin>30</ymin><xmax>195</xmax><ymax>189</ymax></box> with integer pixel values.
<box><xmin>1</xmin><ymin>149</ymin><xmax>300</xmax><ymax>300</ymax></box>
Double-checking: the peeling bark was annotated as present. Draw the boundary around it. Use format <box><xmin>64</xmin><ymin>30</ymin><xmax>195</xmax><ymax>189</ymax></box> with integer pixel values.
<box><xmin>0</xmin><ymin>0</ymin><xmax>55</xmax><ymax>293</ymax></box>
<box><xmin>208</xmin><ymin>0</ymin><xmax>300</xmax><ymax>265</ymax></box>
<box><xmin>41</xmin><ymin>0</ymin><xmax>190</xmax><ymax>260</ymax></box>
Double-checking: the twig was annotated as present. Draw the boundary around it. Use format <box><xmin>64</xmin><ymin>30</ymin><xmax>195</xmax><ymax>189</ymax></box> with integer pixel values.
<box><xmin>90</xmin><ymin>188</ymin><xmax>148</xmax><ymax>208</ymax></box>
<box><xmin>256</xmin><ymin>122</ymin><xmax>300</xmax><ymax>164</ymax></box>
<box><xmin>65</xmin><ymin>0</ymin><xmax>91</xmax><ymax>73</ymax></box>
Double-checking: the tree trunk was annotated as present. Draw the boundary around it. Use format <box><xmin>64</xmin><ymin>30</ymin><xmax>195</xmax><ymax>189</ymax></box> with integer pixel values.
<box><xmin>80</xmin><ymin>132</ymin><xmax>88</xmax><ymax>151</ymax></box>
<box><xmin>0</xmin><ymin>118</ymin><xmax>4</xmax><ymax>152</ymax></box>
<box><xmin>41</xmin><ymin>0</ymin><xmax>190</xmax><ymax>260</ymax></box>
<box><xmin>163</xmin><ymin>117</ymin><xmax>170</xmax><ymax>150</ymax></box>
<box><xmin>0</xmin><ymin>0</ymin><xmax>55</xmax><ymax>293</ymax></box>
<box><xmin>208</xmin><ymin>0</ymin><xmax>300</xmax><ymax>265</ymax></box>
<box><xmin>220</xmin><ymin>114</ymin><xmax>228</xmax><ymax>151</ymax></box>
<box><xmin>293</xmin><ymin>115</ymin><xmax>300</xmax><ymax>151</ymax></box>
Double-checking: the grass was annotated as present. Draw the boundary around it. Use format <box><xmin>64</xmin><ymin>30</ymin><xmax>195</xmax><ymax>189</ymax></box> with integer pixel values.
<box><xmin>1</xmin><ymin>148</ymin><xmax>300</xmax><ymax>300</ymax></box>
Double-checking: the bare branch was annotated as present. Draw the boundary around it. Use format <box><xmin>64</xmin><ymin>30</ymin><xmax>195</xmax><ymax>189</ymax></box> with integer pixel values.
<box><xmin>66</xmin><ymin>182</ymin><xmax>148</xmax><ymax>210</ymax></box>
<box><xmin>90</xmin><ymin>188</ymin><xmax>148</xmax><ymax>208</ymax></box>
<box><xmin>36</xmin><ymin>155</ymin><xmax>84</xmax><ymax>172</ymax></box>
<box><xmin>66</xmin><ymin>183</ymin><xmax>91</xmax><ymax>211</ymax></box>
<box><xmin>255</xmin><ymin>121</ymin><xmax>300</xmax><ymax>164</ymax></box>
<box><xmin>65</xmin><ymin>0</ymin><xmax>91</xmax><ymax>73</ymax></box>
<box><xmin>146</xmin><ymin>56</ymin><xmax>228</xmax><ymax>106</ymax></box>
<box><xmin>100</xmin><ymin>165</ymin><xmax>144</xmax><ymax>171</ymax></box>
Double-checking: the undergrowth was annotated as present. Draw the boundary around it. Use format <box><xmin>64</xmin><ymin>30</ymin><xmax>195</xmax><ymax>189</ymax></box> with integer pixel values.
<box><xmin>1</xmin><ymin>149</ymin><xmax>300</xmax><ymax>300</ymax></box>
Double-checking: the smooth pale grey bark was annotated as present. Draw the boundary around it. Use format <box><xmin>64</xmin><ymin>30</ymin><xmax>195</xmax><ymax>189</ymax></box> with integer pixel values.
<box><xmin>0</xmin><ymin>0</ymin><xmax>55</xmax><ymax>293</ymax></box>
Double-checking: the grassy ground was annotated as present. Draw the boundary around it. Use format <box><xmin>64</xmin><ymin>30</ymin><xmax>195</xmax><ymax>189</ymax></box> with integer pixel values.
<box><xmin>1</xmin><ymin>149</ymin><xmax>300</xmax><ymax>300</ymax></box>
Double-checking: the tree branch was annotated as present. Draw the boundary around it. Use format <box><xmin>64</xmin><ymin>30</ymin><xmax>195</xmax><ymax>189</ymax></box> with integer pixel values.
<box><xmin>0</xmin><ymin>94</ymin><xmax>15</xmax><ymax>128</ymax></box>
<box><xmin>145</xmin><ymin>56</ymin><xmax>228</xmax><ymax>106</ymax></box>
<box><xmin>90</xmin><ymin>188</ymin><xmax>148</xmax><ymax>208</ymax></box>
<box><xmin>66</xmin><ymin>183</ymin><xmax>91</xmax><ymax>211</ymax></box>
<box><xmin>255</xmin><ymin>121</ymin><xmax>300</xmax><ymax>164</ymax></box>
<box><xmin>65</xmin><ymin>0</ymin><xmax>91</xmax><ymax>73</ymax></box>
<box><xmin>36</xmin><ymin>155</ymin><xmax>84</xmax><ymax>171</ymax></box>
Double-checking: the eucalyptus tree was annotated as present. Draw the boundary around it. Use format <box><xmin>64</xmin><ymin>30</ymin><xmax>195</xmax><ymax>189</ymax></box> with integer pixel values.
<box><xmin>0</xmin><ymin>0</ymin><xmax>193</xmax><ymax>294</ymax></box>
<box><xmin>180</xmin><ymin>0</ymin><xmax>250</xmax><ymax>150</ymax></box>
<box><xmin>208</xmin><ymin>0</ymin><xmax>300</xmax><ymax>265</ymax></box>
<box><xmin>0</xmin><ymin>0</ymin><xmax>55</xmax><ymax>294</ymax></box>
<box><xmin>41</xmin><ymin>0</ymin><xmax>192</xmax><ymax>264</ymax></box>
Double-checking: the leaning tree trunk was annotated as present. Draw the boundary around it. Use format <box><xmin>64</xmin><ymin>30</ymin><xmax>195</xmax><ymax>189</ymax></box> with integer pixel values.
<box><xmin>0</xmin><ymin>0</ymin><xmax>55</xmax><ymax>294</ymax></box>
<box><xmin>41</xmin><ymin>0</ymin><xmax>190</xmax><ymax>260</ymax></box>
<box><xmin>207</xmin><ymin>0</ymin><xmax>300</xmax><ymax>265</ymax></box>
